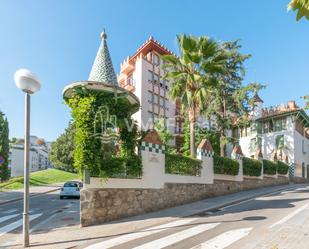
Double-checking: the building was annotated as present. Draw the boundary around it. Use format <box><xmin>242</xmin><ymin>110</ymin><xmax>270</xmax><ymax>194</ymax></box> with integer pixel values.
<box><xmin>235</xmin><ymin>95</ymin><xmax>309</xmax><ymax>178</ymax></box>
<box><xmin>118</xmin><ymin>37</ymin><xmax>181</xmax><ymax>145</ymax></box>
<box><xmin>9</xmin><ymin>136</ymin><xmax>53</xmax><ymax>177</ymax></box>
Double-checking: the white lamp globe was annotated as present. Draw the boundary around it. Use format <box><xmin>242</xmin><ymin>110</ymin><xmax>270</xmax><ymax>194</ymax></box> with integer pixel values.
<box><xmin>14</xmin><ymin>69</ymin><xmax>41</xmax><ymax>94</ymax></box>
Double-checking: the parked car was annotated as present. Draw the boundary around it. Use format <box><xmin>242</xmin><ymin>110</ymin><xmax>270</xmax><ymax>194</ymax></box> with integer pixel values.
<box><xmin>59</xmin><ymin>181</ymin><xmax>82</xmax><ymax>199</ymax></box>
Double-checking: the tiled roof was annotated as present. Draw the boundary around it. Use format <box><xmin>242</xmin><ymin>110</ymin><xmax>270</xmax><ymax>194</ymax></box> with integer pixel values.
<box><xmin>142</xmin><ymin>129</ymin><xmax>163</xmax><ymax>145</ymax></box>
<box><xmin>88</xmin><ymin>31</ymin><xmax>118</xmax><ymax>86</ymax></box>
<box><xmin>252</xmin><ymin>93</ymin><xmax>263</xmax><ymax>103</ymax></box>
<box><xmin>129</xmin><ymin>36</ymin><xmax>175</xmax><ymax>61</ymax></box>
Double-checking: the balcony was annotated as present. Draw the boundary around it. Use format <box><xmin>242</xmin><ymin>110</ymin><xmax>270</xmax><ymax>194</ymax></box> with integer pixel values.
<box><xmin>120</xmin><ymin>78</ymin><xmax>136</xmax><ymax>92</ymax></box>
<box><xmin>120</xmin><ymin>58</ymin><xmax>134</xmax><ymax>75</ymax></box>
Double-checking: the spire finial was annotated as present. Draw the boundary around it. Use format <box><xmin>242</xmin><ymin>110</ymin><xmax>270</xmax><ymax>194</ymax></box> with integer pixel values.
<box><xmin>101</xmin><ymin>29</ymin><xmax>107</xmax><ymax>40</ymax></box>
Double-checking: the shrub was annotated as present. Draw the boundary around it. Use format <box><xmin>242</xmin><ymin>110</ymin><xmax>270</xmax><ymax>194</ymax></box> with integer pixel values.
<box><xmin>243</xmin><ymin>157</ymin><xmax>262</xmax><ymax>177</ymax></box>
<box><xmin>165</xmin><ymin>154</ymin><xmax>202</xmax><ymax>176</ymax></box>
<box><xmin>277</xmin><ymin>161</ymin><xmax>289</xmax><ymax>175</ymax></box>
<box><xmin>263</xmin><ymin>160</ymin><xmax>277</xmax><ymax>175</ymax></box>
<box><xmin>213</xmin><ymin>155</ymin><xmax>239</xmax><ymax>175</ymax></box>
<box><xmin>92</xmin><ymin>155</ymin><xmax>142</xmax><ymax>178</ymax></box>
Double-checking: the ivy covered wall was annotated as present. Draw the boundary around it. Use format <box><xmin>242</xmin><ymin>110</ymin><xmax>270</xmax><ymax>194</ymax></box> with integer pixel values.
<box><xmin>66</xmin><ymin>88</ymin><xmax>141</xmax><ymax>177</ymax></box>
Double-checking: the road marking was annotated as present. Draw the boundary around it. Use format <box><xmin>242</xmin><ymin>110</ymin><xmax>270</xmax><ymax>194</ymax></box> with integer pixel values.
<box><xmin>84</xmin><ymin>218</ymin><xmax>199</xmax><ymax>249</ymax></box>
<box><xmin>1</xmin><ymin>209</ymin><xmax>18</xmax><ymax>214</ymax></box>
<box><xmin>0</xmin><ymin>213</ymin><xmax>42</xmax><ymax>237</ymax></box>
<box><xmin>190</xmin><ymin>227</ymin><xmax>252</xmax><ymax>249</ymax></box>
<box><xmin>0</xmin><ymin>214</ymin><xmax>19</xmax><ymax>223</ymax></box>
<box><xmin>133</xmin><ymin>223</ymin><xmax>220</xmax><ymax>249</ymax></box>
<box><xmin>270</xmin><ymin>201</ymin><xmax>309</xmax><ymax>229</ymax></box>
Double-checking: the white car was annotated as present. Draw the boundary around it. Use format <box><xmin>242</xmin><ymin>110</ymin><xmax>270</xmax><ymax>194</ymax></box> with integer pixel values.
<box><xmin>59</xmin><ymin>181</ymin><xmax>82</xmax><ymax>199</ymax></box>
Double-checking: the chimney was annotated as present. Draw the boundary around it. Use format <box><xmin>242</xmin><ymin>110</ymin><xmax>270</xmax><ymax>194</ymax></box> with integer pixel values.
<box><xmin>287</xmin><ymin>101</ymin><xmax>297</xmax><ymax>110</ymax></box>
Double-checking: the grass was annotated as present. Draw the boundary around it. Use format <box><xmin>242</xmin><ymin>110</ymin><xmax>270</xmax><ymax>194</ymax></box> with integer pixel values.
<box><xmin>0</xmin><ymin>168</ymin><xmax>79</xmax><ymax>191</ymax></box>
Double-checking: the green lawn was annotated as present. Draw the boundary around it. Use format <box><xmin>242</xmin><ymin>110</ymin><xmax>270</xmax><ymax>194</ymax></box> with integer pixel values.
<box><xmin>0</xmin><ymin>168</ymin><xmax>79</xmax><ymax>191</ymax></box>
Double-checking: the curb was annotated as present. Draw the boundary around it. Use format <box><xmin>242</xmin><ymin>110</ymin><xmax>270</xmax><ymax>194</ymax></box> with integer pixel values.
<box><xmin>0</xmin><ymin>187</ymin><xmax>61</xmax><ymax>206</ymax></box>
<box><xmin>185</xmin><ymin>183</ymin><xmax>298</xmax><ymax>218</ymax></box>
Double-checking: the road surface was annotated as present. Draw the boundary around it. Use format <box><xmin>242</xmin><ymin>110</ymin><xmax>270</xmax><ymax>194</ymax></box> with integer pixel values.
<box><xmin>0</xmin><ymin>190</ymin><xmax>79</xmax><ymax>248</ymax></box>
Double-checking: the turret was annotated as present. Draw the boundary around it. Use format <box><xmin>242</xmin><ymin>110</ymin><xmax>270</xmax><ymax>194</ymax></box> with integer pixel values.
<box><xmin>251</xmin><ymin>92</ymin><xmax>263</xmax><ymax>119</ymax></box>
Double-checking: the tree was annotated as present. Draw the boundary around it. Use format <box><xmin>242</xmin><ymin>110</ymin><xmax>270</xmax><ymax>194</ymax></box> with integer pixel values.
<box><xmin>181</xmin><ymin>120</ymin><xmax>220</xmax><ymax>156</ymax></box>
<box><xmin>49</xmin><ymin>122</ymin><xmax>75</xmax><ymax>172</ymax></box>
<box><xmin>0</xmin><ymin>111</ymin><xmax>10</xmax><ymax>181</ymax></box>
<box><xmin>162</xmin><ymin>35</ymin><xmax>228</xmax><ymax>158</ymax></box>
<box><xmin>288</xmin><ymin>0</ymin><xmax>309</xmax><ymax>21</ymax></box>
<box><xmin>203</xmin><ymin>40</ymin><xmax>264</xmax><ymax>156</ymax></box>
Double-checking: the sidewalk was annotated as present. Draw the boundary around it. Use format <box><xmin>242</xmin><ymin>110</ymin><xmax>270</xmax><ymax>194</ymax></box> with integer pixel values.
<box><xmin>4</xmin><ymin>183</ymin><xmax>302</xmax><ymax>249</ymax></box>
<box><xmin>0</xmin><ymin>184</ymin><xmax>63</xmax><ymax>205</ymax></box>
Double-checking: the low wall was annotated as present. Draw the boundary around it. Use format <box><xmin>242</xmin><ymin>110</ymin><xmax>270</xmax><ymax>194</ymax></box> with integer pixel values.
<box><xmin>80</xmin><ymin>176</ymin><xmax>289</xmax><ymax>227</ymax></box>
<box><xmin>290</xmin><ymin>176</ymin><xmax>309</xmax><ymax>184</ymax></box>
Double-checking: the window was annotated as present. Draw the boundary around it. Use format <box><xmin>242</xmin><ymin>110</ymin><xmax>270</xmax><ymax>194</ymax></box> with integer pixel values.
<box><xmin>153</xmin><ymin>94</ymin><xmax>158</xmax><ymax>105</ymax></box>
<box><xmin>148</xmin><ymin>70</ymin><xmax>153</xmax><ymax>82</ymax></box>
<box><xmin>263</xmin><ymin>120</ymin><xmax>274</xmax><ymax>133</ymax></box>
<box><xmin>160</xmin><ymin>96</ymin><xmax>165</xmax><ymax>108</ymax></box>
<box><xmin>302</xmin><ymin>140</ymin><xmax>306</xmax><ymax>154</ymax></box>
<box><xmin>153</xmin><ymin>73</ymin><xmax>159</xmax><ymax>84</ymax></box>
<box><xmin>153</xmin><ymin>53</ymin><xmax>159</xmax><ymax>66</ymax></box>
<box><xmin>148</xmin><ymin>91</ymin><xmax>152</xmax><ymax>103</ymax></box>
<box><xmin>275</xmin><ymin>135</ymin><xmax>284</xmax><ymax>149</ymax></box>
<box><xmin>274</xmin><ymin>118</ymin><xmax>287</xmax><ymax>132</ymax></box>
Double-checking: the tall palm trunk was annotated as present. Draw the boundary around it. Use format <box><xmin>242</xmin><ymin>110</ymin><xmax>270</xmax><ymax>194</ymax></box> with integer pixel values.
<box><xmin>189</xmin><ymin>107</ymin><xmax>196</xmax><ymax>158</ymax></box>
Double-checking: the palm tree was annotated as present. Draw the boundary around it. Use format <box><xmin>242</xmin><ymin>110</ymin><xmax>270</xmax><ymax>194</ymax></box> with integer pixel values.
<box><xmin>288</xmin><ymin>0</ymin><xmax>309</xmax><ymax>21</ymax></box>
<box><xmin>162</xmin><ymin>35</ymin><xmax>227</xmax><ymax>157</ymax></box>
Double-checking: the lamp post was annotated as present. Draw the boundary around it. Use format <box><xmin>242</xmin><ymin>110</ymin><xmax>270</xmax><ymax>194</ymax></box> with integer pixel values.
<box><xmin>14</xmin><ymin>69</ymin><xmax>41</xmax><ymax>247</ymax></box>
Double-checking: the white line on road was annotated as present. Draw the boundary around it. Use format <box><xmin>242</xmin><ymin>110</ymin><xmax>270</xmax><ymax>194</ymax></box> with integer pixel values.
<box><xmin>133</xmin><ymin>223</ymin><xmax>220</xmax><ymax>249</ymax></box>
<box><xmin>0</xmin><ymin>213</ymin><xmax>42</xmax><ymax>237</ymax></box>
<box><xmin>190</xmin><ymin>227</ymin><xmax>252</xmax><ymax>249</ymax></box>
<box><xmin>0</xmin><ymin>214</ymin><xmax>19</xmax><ymax>223</ymax></box>
<box><xmin>270</xmin><ymin>201</ymin><xmax>309</xmax><ymax>229</ymax></box>
<box><xmin>1</xmin><ymin>209</ymin><xmax>18</xmax><ymax>214</ymax></box>
<box><xmin>84</xmin><ymin>218</ymin><xmax>199</xmax><ymax>249</ymax></box>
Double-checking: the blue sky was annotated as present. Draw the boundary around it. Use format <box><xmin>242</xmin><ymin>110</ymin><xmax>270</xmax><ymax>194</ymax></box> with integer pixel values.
<box><xmin>0</xmin><ymin>0</ymin><xmax>308</xmax><ymax>141</ymax></box>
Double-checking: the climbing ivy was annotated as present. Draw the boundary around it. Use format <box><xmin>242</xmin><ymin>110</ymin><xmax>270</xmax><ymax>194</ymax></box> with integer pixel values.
<box><xmin>66</xmin><ymin>88</ymin><xmax>141</xmax><ymax>177</ymax></box>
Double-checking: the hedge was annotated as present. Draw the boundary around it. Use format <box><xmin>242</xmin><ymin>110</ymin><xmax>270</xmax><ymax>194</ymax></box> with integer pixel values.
<box><xmin>243</xmin><ymin>157</ymin><xmax>262</xmax><ymax>177</ymax></box>
<box><xmin>92</xmin><ymin>155</ymin><xmax>143</xmax><ymax>178</ymax></box>
<box><xmin>213</xmin><ymin>155</ymin><xmax>239</xmax><ymax>175</ymax></box>
<box><xmin>165</xmin><ymin>153</ymin><xmax>202</xmax><ymax>176</ymax></box>
<box><xmin>277</xmin><ymin>161</ymin><xmax>289</xmax><ymax>175</ymax></box>
<box><xmin>263</xmin><ymin>159</ymin><xmax>277</xmax><ymax>175</ymax></box>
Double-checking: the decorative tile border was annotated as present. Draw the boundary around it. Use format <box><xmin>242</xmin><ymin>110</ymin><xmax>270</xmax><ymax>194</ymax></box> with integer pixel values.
<box><xmin>197</xmin><ymin>148</ymin><xmax>214</xmax><ymax>157</ymax></box>
<box><xmin>141</xmin><ymin>141</ymin><xmax>165</xmax><ymax>154</ymax></box>
<box><xmin>289</xmin><ymin>163</ymin><xmax>295</xmax><ymax>177</ymax></box>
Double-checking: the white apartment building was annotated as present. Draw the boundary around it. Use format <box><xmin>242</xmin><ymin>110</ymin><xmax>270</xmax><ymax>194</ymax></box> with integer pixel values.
<box><xmin>9</xmin><ymin>136</ymin><xmax>53</xmax><ymax>177</ymax></box>
<box><xmin>235</xmin><ymin>95</ymin><xmax>309</xmax><ymax>178</ymax></box>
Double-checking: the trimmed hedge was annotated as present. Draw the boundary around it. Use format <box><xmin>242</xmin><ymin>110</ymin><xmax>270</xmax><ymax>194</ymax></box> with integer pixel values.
<box><xmin>277</xmin><ymin>161</ymin><xmax>289</xmax><ymax>175</ymax></box>
<box><xmin>92</xmin><ymin>155</ymin><xmax>143</xmax><ymax>178</ymax></box>
<box><xmin>243</xmin><ymin>157</ymin><xmax>262</xmax><ymax>177</ymax></box>
<box><xmin>165</xmin><ymin>153</ymin><xmax>202</xmax><ymax>176</ymax></box>
<box><xmin>263</xmin><ymin>159</ymin><xmax>277</xmax><ymax>175</ymax></box>
<box><xmin>213</xmin><ymin>155</ymin><xmax>239</xmax><ymax>175</ymax></box>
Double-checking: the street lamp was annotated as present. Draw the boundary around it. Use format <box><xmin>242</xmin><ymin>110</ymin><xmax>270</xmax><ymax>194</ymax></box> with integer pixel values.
<box><xmin>14</xmin><ymin>69</ymin><xmax>41</xmax><ymax>247</ymax></box>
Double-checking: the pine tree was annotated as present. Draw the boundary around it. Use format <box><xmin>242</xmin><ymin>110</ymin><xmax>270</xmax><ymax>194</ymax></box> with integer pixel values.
<box><xmin>0</xmin><ymin>111</ymin><xmax>10</xmax><ymax>181</ymax></box>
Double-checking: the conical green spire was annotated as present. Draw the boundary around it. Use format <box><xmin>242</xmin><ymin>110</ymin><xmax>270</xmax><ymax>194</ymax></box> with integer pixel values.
<box><xmin>88</xmin><ymin>31</ymin><xmax>118</xmax><ymax>86</ymax></box>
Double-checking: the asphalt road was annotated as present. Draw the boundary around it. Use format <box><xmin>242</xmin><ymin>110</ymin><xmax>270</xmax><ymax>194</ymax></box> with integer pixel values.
<box><xmin>81</xmin><ymin>185</ymin><xmax>309</xmax><ymax>249</ymax></box>
<box><xmin>0</xmin><ymin>190</ymin><xmax>80</xmax><ymax>248</ymax></box>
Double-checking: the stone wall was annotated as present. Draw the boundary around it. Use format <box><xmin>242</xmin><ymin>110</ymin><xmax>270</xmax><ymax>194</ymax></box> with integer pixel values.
<box><xmin>81</xmin><ymin>176</ymin><xmax>289</xmax><ymax>227</ymax></box>
<box><xmin>290</xmin><ymin>176</ymin><xmax>309</xmax><ymax>184</ymax></box>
